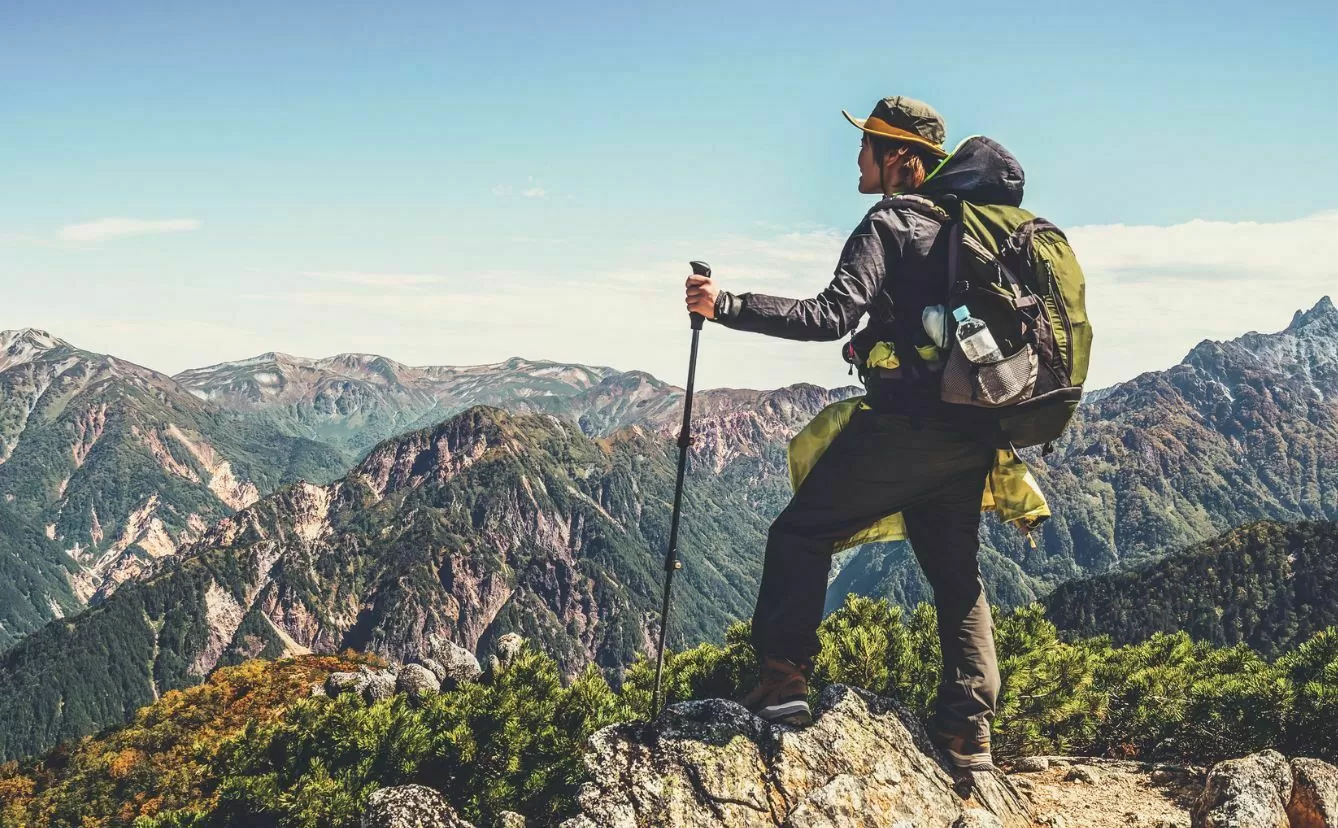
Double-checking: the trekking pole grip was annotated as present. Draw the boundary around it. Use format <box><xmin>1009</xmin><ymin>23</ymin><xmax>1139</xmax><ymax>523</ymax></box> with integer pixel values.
<box><xmin>688</xmin><ymin>261</ymin><xmax>711</xmax><ymax>331</ymax></box>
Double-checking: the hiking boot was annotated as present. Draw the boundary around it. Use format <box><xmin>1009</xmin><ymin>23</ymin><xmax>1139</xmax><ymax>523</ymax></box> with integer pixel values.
<box><xmin>930</xmin><ymin>728</ymin><xmax>995</xmax><ymax>772</ymax></box>
<box><xmin>738</xmin><ymin>655</ymin><xmax>813</xmax><ymax>727</ymax></box>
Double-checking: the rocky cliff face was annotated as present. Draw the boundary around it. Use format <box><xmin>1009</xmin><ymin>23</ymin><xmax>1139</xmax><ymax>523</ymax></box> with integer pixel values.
<box><xmin>0</xmin><ymin>329</ymin><xmax>351</xmax><ymax>651</ymax></box>
<box><xmin>1025</xmin><ymin>295</ymin><xmax>1337</xmax><ymax>579</ymax></box>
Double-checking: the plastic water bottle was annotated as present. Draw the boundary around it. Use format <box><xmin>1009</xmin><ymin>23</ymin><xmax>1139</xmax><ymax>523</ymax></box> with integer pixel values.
<box><xmin>953</xmin><ymin>306</ymin><xmax>1002</xmax><ymax>363</ymax></box>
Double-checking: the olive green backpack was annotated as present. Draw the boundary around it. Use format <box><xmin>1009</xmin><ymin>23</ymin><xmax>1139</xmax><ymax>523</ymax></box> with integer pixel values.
<box><xmin>934</xmin><ymin>201</ymin><xmax>1093</xmax><ymax>451</ymax></box>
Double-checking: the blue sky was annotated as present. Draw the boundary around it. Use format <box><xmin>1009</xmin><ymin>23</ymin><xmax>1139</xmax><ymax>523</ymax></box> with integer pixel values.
<box><xmin>3</xmin><ymin>0</ymin><xmax>1336</xmax><ymax>390</ymax></box>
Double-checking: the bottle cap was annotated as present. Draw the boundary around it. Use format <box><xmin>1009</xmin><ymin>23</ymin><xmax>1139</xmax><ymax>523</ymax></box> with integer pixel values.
<box><xmin>952</xmin><ymin>306</ymin><xmax>970</xmax><ymax>322</ymax></box>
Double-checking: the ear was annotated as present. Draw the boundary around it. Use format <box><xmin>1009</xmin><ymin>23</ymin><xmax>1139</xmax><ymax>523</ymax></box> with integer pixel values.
<box><xmin>880</xmin><ymin>145</ymin><xmax>904</xmax><ymax>175</ymax></box>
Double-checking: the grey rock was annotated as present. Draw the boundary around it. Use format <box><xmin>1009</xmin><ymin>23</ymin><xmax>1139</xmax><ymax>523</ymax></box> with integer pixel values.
<box><xmin>559</xmin><ymin>684</ymin><xmax>1032</xmax><ymax>828</ymax></box>
<box><xmin>955</xmin><ymin>770</ymin><xmax>1031</xmax><ymax>827</ymax></box>
<box><xmin>420</xmin><ymin>657</ymin><xmax>449</xmax><ymax>684</ymax></box>
<box><xmin>1010</xmin><ymin>776</ymin><xmax>1035</xmax><ymax>793</ymax></box>
<box><xmin>429</xmin><ymin>634</ymin><xmax>483</xmax><ymax>688</ymax></box>
<box><xmin>954</xmin><ymin>808</ymin><xmax>1004</xmax><ymax>828</ymax></box>
<box><xmin>325</xmin><ymin>671</ymin><xmax>369</xmax><ymax>698</ymax></box>
<box><xmin>1011</xmin><ymin>756</ymin><xmax>1049</xmax><ymax>773</ymax></box>
<box><xmin>1151</xmin><ymin>766</ymin><xmax>1182</xmax><ymax>785</ymax></box>
<box><xmin>397</xmin><ymin>663</ymin><xmax>442</xmax><ymax>701</ymax></box>
<box><xmin>1192</xmin><ymin>750</ymin><xmax>1291</xmax><ymax>827</ymax></box>
<box><xmin>1064</xmin><ymin>765</ymin><xmax>1101</xmax><ymax>785</ymax></box>
<box><xmin>495</xmin><ymin>632</ymin><xmax>525</xmax><ymax>666</ymax></box>
<box><xmin>363</xmin><ymin>669</ymin><xmax>398</xmax><ymax>703</ymax></box>
<box><xmin>1287</xmin><ymin>757</ymin><xmax>1338</xmax><ymax>828</ymax></box>
<box><xmin>494</xmin><ymin>812</ymin><xmax>526</xmax><ymax>828</ymax></box>
<box><xmin>361</xmin><ymin>784</ymin><xmax>474</xmax><ymax>828</ymax></box>
<box><xmin>308</xmin><ymin>681</ymin><xmax>327</xmax><ymax>697</ymax></box>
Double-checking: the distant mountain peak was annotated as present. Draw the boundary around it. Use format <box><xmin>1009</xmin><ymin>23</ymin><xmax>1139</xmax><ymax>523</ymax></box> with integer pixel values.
<box><xmin>199</xmin><ymin>351</ymin><xmax>306</xmax><ymax>370</ymax></box>
<box><xmin>0</xmin><ymin>328</ymin><xmax>72</xmax><ymax>371</ymax></box>
<box><xmin>1288</xmin><ymin>295</ymin><xmax>1336</xmax><ymax>332</ymax></box>
<box><xmin>1</xmin><ymin>327</ymin><xmax>67</xmax><ymax>350</ymax></box>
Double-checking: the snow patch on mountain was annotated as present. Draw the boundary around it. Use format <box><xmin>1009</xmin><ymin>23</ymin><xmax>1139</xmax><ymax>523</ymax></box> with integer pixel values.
<box><xmin>0</xmin><ymin>328</ymin><xmax>68</xmax><ymax>372</ymax></box>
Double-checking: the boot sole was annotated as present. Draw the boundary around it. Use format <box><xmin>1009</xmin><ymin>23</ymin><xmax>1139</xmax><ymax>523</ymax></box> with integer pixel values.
<box><xmin>755</xmin><ymin>700</ymin><xmax>812</xmax><ymax>727</ymax></box>
<box><xmin>942</xmin><ymin>748</ymin><xmax>996</xmax><ymax>772</ymax></box>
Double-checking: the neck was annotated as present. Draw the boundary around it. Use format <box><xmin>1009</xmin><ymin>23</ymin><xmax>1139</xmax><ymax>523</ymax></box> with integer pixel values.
<box><xmin>879</xmin><ymin>165</ymin><xmax>904</xmax><ymax>197</ymax></box>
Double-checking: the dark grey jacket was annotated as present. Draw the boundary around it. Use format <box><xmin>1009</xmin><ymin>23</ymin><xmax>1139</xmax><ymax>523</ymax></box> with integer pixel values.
<box><xmin>711</xmin><ymin>136</ymin><xmax>1025</xmax><ymax>412</ymax></box>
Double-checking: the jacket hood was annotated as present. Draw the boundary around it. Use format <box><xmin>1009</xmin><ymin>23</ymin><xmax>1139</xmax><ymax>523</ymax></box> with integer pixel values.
<box><xmin>917</xmin><ymin>136</ymin><xmax>1025</xmax><ymax>207</ymax></box>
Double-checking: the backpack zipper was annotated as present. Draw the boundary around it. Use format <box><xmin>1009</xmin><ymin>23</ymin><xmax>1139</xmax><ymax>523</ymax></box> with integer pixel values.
<box><xmin>1044</xmin><ymin>260</ymin><xmax>1076</xmax><ymax>377</ymax></box>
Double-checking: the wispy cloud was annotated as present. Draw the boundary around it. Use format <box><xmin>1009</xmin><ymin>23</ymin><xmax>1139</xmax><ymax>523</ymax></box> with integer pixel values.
<box><xmin>304</xmin><ymin>270</ymin><xmax>446</xmax><ymax>288</ymax></box>
<box><xmin>59</xmin><ymin>217</ymin><xmax>201</xmax><ymax>243</ymax></box>
<box><xmin>605</xmin><ymin>228</ymin><xmax>847</xmax><ymax>289</ymax></box>
<box><xmin>522</xmin><ymin>177</ymin><xmax>547</xmax><ymax>199</ymax></box>
<box><xmin>1068</xmin><ymin>211</ymin><xmax>1338</xmax><ymax>279</ymax></box>
<box><xmin>493</xmin><ymin>176</ymin><xmax>548</xmax><ymax>199</ymax></box>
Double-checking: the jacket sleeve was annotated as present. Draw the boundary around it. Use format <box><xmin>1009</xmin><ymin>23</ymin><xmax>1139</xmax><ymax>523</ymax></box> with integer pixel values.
<box><xmin>710</xmin><ymin>216</ymin><xmax>886</xmax><ymax>342</ymax></box>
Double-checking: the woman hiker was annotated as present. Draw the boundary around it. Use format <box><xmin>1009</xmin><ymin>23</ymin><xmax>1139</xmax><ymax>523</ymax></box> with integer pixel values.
<box><xmin>683</xmin><ymin>95</ymin><xmax>1045</xmax><ymax>771</ymax></box>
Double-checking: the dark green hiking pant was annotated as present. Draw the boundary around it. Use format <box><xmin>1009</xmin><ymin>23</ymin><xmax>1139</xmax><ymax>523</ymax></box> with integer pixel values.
<box><xmin>751</xmin><ymin>406</ymin><xmax>1000</xmax><ymax>739</ymax></box>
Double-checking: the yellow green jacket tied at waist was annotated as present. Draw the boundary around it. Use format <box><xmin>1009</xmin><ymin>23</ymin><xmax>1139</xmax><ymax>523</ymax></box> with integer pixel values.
<box><xmin>787</xmin><ymin>395</ymin><xmax>1050</xmax><ymax>553</ymax></box>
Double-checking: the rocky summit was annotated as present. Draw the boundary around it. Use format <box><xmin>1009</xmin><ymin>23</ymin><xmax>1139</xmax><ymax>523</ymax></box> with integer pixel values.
<box><xmin>559</xmin><ymin>684</ymin><xmax>1031</xmax><ymax>828</ymax></box>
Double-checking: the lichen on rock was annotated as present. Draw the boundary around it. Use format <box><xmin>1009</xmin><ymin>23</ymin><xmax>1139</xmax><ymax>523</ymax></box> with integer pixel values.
<box><xmin>560</xmin><ymin>684</ymin><xmax>1030</xmax><ymax>828</ymax></box>
<box><xmin>360</xmin><ymin>784</ymin><xmax>474</xmax><ymax>828</ymax></box>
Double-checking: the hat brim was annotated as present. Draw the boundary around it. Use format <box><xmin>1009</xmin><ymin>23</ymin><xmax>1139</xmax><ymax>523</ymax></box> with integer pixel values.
<box><xmin>843</xmin><ymin>110</ymin><xmax>948</xmax><ymax>159</ymax></box>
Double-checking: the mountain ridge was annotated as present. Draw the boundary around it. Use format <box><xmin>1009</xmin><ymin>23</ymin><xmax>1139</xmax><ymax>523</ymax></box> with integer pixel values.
<box><xmin>0</xmin><ymin>330</ymin><xmax>352</xmax><ymax>649</ymax></box>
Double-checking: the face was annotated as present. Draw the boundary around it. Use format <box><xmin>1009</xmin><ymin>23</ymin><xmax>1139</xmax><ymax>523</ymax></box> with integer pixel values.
<box><xmin>857</xmin><ymin>135</ymin><xmax>883</xmax><ymax>194</ymax></box>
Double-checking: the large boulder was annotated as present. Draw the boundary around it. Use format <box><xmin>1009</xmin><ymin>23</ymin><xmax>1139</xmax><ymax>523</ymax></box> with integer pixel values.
<box><xmin>1192</xmin><ymin>750</ymin><xmax>1291</xmax><ymax>827</ymax></box>
<box><xmin>1287</xmin><ymin>757</ymin><xmax>1338</xmax><ymax>828</ymax></box>
<box><xmin>421</xmin><ymin>657</ymin><xmax>450</xmax><ymax>684</ymax></box>
<box><xmin>560</xmin><ymin>684</ymin><xmax>1030</xmax><ymax>828</ymax></box>
<box><xmin>361</xmin><ymin>784</ymin><xmax>474</xmax><ymax>828</ymax></box>
<box><xmin>495</xmin><ymin>633</ymin><xmax>525</xmax><ymax>666</ymax></box>
<box><xmin>429</xmin><ymin>634</ymin><xmax>483</xmax><ymax>689</ymax></box>
<box><xmin>363</xmin><ymin>668</ymin><xmax>399</xmax><ymax>703</ymax></box>
<box><xmin>397</xmin><ymin>663</ymin><xmax>443</xmax><ymax>702</ymax></box>
<box><xmin>325</xmin><ymin>670</ymin><xmax>370</xmax><ymax>698</ymax></box>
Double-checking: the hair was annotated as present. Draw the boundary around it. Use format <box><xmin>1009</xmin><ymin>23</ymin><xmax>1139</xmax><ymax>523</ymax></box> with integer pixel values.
<box><xmin>868</xmin><ymin>134</ymin><xmax>940</xmax><ymax>191</ymax></box>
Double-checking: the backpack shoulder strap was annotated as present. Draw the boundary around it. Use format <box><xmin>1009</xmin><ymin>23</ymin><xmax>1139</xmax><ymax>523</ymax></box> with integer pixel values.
<box><xmin>884</xmin><ymin>194</ymin><xmax>952</xmax><ymax>224</ymax></box>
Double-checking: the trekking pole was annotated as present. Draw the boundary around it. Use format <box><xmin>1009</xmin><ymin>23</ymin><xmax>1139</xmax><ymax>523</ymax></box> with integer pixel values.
<box><xmin>650</xmin><ymin>260</ymin><xmax>710</xmax><ymax>719</ymax></box>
